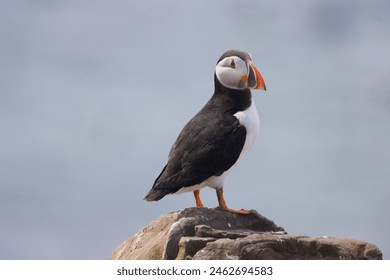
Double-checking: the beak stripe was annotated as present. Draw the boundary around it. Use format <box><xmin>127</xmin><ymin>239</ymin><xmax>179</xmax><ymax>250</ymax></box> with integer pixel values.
<box><xmin>252</xmin><ymin>64</ymin><xmax>266</xmax><ymax>91</ymax></box>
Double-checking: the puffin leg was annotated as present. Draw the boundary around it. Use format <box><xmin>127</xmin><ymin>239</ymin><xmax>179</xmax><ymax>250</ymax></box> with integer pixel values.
<box><xmin>216</xmin><ymin>189</ymin><xmax>250</xmax><ymax>215</ymax></box>
<box><xmin>193</xmin><ymin>190</ymin><xmax>204</xmax><ymax>208</ymax></box>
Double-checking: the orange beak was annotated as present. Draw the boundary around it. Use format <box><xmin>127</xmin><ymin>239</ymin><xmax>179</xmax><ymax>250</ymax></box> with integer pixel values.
<box><xmin>250</xmin><ymin>63</ymin><xmax>267</xmax><ymax>91</ymax></box>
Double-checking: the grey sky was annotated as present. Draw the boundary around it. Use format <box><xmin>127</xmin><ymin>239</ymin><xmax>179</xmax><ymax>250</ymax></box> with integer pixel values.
<box><xmin>1</xmin><ymin>0</ymin><xmax>389</xmax><ymax>259</ymax></box>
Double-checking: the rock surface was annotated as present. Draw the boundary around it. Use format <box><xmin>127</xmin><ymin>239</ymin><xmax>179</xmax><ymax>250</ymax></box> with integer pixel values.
<box><xmin>110</xmin><ymin>207</ymin><xmax>382</xmax><ymax>260</ymax></box>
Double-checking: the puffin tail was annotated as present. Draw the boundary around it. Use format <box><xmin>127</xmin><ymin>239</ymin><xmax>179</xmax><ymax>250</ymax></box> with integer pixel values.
<box><xmin>144</xmin><ymin>188</ymin><xmax>168</xmax><ymax>201</ymax></box>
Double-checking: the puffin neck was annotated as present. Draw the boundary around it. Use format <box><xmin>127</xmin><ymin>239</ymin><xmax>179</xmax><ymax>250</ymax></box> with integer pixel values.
<box><xmin>213</xmin><ymin>74</ymin><xmax>252</xmax><ymax>113</ymax></box>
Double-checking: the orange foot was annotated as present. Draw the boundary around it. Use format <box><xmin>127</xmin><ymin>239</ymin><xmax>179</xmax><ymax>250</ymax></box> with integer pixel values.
<box><xmin>216</xmin><ymin>189</ymin><xmax>251</xmax><ymax>215</ymax></box>
<box><xmin>193</xmin><ymin>190</ymin><xmax>204</xmax><ymax>208</ymax></box>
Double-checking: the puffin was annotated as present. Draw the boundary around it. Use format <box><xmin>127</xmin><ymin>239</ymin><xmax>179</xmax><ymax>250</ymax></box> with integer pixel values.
<box><xmin>144</xmin><ymin>50</ymin><xmax>266</xmax><ymax>214</ymax></box>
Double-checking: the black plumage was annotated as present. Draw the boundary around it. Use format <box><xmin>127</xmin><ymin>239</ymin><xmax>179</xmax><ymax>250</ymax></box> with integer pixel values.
<box><xmin>144</xmin><ymin>86</ymin><xmax>251</xmax><ymax>201</ymax></box>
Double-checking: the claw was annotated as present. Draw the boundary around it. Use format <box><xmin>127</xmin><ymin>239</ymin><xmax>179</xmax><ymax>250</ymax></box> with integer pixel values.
<box><xmin>216</xmin><ymin>189</ymin><xmax>250</xmax><ymax>215</ymax></box>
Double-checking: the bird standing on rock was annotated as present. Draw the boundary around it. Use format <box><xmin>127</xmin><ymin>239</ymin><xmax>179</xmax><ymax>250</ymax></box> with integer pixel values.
<box><xmin>144</xmin><ymin>50</ymin><xmax>267</xmax><ymax>214</ymax></box>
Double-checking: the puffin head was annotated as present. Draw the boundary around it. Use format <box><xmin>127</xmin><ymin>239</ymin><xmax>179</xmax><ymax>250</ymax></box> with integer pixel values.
<box><xmin>215</xmin><ymin>50</ymin><xmax>266</xmax><ymax>91</ymax></box>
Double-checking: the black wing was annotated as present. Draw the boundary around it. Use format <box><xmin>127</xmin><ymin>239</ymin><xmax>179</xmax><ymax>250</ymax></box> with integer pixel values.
<box><xmin>144</xmin><ymin>108</ymin><xmax>246</xmax><ymax>201</ymax></box>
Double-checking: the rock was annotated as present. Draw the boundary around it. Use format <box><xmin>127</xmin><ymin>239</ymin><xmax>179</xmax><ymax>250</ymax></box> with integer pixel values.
<box><xmin>110</xmin><ymin>207</ymin><xmax>382</xmax><ymax>260</ymax></box>
<box><xmin>192</xmin><ymin>234</ymin><xmax>382</xmax><ymax>260</ymax></box>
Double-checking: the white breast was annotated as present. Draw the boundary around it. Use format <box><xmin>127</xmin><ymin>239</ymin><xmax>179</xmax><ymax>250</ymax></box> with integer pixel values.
<box><xmin>234</xmin><ymin>101</ymin><xmax>260</xmax><ymax>163</ymax></box>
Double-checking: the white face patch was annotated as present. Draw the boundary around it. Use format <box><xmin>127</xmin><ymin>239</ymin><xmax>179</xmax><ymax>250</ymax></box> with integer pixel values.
<box><xmin>215</xmin><ymin>56</ymin><xmax>248</xmax><ymax>90</ymax></box>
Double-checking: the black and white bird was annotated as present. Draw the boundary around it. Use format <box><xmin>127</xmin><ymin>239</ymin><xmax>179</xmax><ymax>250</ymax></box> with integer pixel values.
<box><xmin>144</xmin><ymin>50</ymin><xmax>266</xmax><ymax>214</ymax></box>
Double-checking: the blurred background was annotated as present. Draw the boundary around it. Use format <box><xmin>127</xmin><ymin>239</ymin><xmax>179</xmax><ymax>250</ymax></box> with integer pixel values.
<box><xmin>1</xmin><ymin>0</ymin><xmax>389</xmax><ymax>259</ymax></box>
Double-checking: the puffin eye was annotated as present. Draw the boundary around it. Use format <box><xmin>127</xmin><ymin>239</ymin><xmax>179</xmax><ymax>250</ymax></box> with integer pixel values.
<box><xmin>229</xmin><ymin>59</ymin><xmax>235</xmax><ymax>69</ymax></box>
